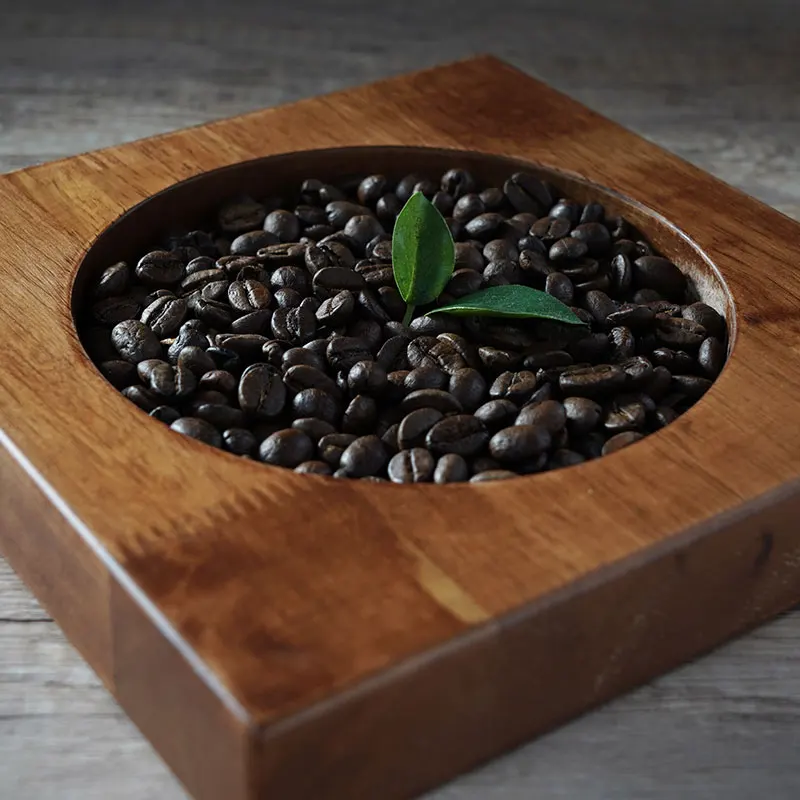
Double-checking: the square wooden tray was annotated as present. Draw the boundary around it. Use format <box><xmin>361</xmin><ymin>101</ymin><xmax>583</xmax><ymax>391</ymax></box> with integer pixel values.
<box><xmin>2</xmin><ymin>56</ymin><xmax>800</xmax><ymax>800</ymax></box>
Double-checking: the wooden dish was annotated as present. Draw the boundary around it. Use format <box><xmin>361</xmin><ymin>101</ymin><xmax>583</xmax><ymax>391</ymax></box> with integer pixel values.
<box><xmin>2</xmin><ymin>56</ymin><xmax>800</xmax><ymax>800</ymax></box>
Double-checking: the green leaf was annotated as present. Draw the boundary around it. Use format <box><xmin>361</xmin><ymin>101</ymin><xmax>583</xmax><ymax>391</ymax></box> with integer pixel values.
<box><xmin>429</xmin><ymin>284</ymin><xmax>586</xmax><ymax>325</ymax></box>
<box><xmin>392</xmin><ymin>192</ymin><xmax>455</xmax><ymax>306</ymax></box>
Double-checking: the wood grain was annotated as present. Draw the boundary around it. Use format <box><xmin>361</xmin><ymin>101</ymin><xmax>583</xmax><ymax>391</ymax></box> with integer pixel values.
<box><xmin>1</xmin><ymin>3</ymin><xmax>800</xmax><ymax>799</ymax></box>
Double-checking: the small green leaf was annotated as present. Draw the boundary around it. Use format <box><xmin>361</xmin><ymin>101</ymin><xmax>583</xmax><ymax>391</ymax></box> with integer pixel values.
<box><xmin>392</xmin><ymin>192</ymin><xmax>455</xmax><ymax>307</ymax></box>
<box><xmin>430</xmin><ymin>284</ymin><xmax>586</xmax><ymax>325</ymax></box>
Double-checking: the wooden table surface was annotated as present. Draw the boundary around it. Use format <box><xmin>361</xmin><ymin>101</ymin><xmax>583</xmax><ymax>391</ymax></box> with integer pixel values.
<box><xmin>1</xmin><ymin>2</ymin><xmax>798</xmax><ymax>798</ymax></box>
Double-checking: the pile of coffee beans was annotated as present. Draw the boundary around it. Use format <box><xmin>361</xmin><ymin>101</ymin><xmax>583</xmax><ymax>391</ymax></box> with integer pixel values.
<box><xmin>82</xmin><ymin>166</ymin><xmax>728</xmax><ymax>483</ymax></box>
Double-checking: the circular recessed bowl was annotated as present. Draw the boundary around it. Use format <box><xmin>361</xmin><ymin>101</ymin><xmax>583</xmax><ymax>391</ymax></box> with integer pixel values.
<box><xmin>73</xmin><ymin>146</ymin><xmax>735</xmax><ymax>484</ymax></box>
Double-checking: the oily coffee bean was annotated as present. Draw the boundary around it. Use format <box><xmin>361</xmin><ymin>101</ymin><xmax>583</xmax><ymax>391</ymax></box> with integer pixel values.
<box><xmin>489</xmin><ymin>371</ymin><xmax>538</xmax><ymax>403</ymax></box>
<box><xmin>318</xmin><ymin>433</ymin><xmax>357</xmax><ymax>467</ymax></box>
<box><xmin>295</xmin><ymin>461</ymin><xmax>334</xmax><ymax>476</ymax></box>
<box><xmin>479</xmin><ymin>187</ymin><xmax>505</xmax><ymax>210</ymax></box>
<box><xmin>433</xmin><ymin>453</ymin><xmax>470</xmax><ymax>484</ymax></box>
<box><xmin>326</xmin><ymin>336</ymin><xmax>373</xmax><ymax>372</ymax></box>
<box><xmin>633</xmin><ymin>256</ymin><xmax>686</xmax><ymax>301</ymax></box>
<box><xmin>671</xmin><ymin>350</ymin><xmax>697</xmax><ymax>375</ymax></box>
<box><xmin>474</xmin><ymin>399</ymin><xmax>518</xmax><ymax>430</ymax></box>
<box><xmin>284</xmin><ymin>364</ymin><xmax>341</xmax><ymax>397</ymax></box>
<box><xmin>137</xmin><ymin>359</ymin><xmax>176</xmax><ymax>396</ymax></box>
<box><xmin>655</xmin><ymin>315</ymin><xmax>706</xmax><ymax>347</ymax></box>
<box><xmin>230</xmin><ymin>230</ymin><xmax>278</xmax><ymax>256</ymax></box>
<box><xmin>470</xmin><ymin>470</ymin><xmax>517</xmax><ymax>482</ymax></box>
<box><xmin>358</xmin><ymin>175</ymin><xmax>388</xmax><ymax>206</ymax></box>
<box><xmin>602</xmin><ymin>431</ymin><xmax>643</xmax><ymax>456</ymax></box>
<box><xmin>560</xmin><ymin>364</ymin><xmax>626</xmax><ymax>397</ymax></box>
<box><xmin>199</xmin><ymin>369</ymin><xmax>237</xmax><ymax>395</ymax></box>
<box><xmin>608</xmin><ymin>326</ymin><xmax>636</xmax><ymax>362</ymax></box>
<box><xmin>545</xmin><ymin>272</ymin><xmax>574</xmax><ymax>305</ymax></box>
<box><xmin>570</xmin><ymin>222</ymin><xmax>611</xmax><ymax>255</ymax></box>
<box><xmin>465</xmin><ymin>213</ymin><xmax>506</xmax><ymax>242</ymax></box>
<box><xmin>376</xmin><ymin>193</ymin><xmax>402</xmax><ymax>222</ymax></box>
<box><xmin>92</xmin><ymin>295</ymin><xmax>141</xmax><ymax>326</ymax></box>
<box><xmin>606</xmin><ymin>305</ymin><xmax>654</xmax><ymax>329</ymax></box>
<box><xmin>671</xmin><ymin>374</ymin><xmax>713</xmax><ymax>399</ymax></box>
<box><xmin>347</xmin><ymin>360</ymin><xmax>388</xmax><ymax>395</ymax></box>
<box><xmin>99</xmin><ymin>359</ymin><xmax>138</xmax><ymax>389</ymax></box>
<box><xmin>522</xmin><ymin>350</ymin><xmax>573</xmax><ymax>370</ymax></box>
<box><xmin>112</xmin><ymin>320</ymin><xmax>163</xmax><ymax>363</ymax></box>
<box><xmin>448</xmin><ymin>368</ymin><xmax>487</xmax><ymax>411</ymax></box>
<box><xmin>259</xmin><ymin>429</ymin><xmax>314</xmax><ymax>468</ymax></box>
<box><xmin>654</xmin><ymin>407</ymin><xmax>679</xmax><ymax>428</ymax></box>
<box><xmin>583</xmin><ymin>290</ymin><xmax>617</xmax><ymax>325</ymax></box>
<box><xmin>398</xmin><ymin>408</ymin><xmax>444</xmax><ymax>450</ymax></box>
<box><xmin>170</xmin><ymin>417</ymin><xmax>222</xmax><ymax>448</ymax></box>
<box><xmin>453</xmin><ymin>194</ymin><xmax>485</xmax><ymax>223</ymax></box>
<box><xmin>122</xmin><ymin>385</ymin><xmax>160</xmax><ymax>412</ymax></box>
<box><xmin>454</xmin><ymin>242</ymin><xmax>485</xmax><ymax>271</ymax></box>
<box><xmin>218</xmin><ymin>196</ymin><xmax>266</xmax><ymax>234</ymax></box>
<box><xmin>563</xmin><ymin>396</ymin><xmax>603</xmax><ymax>434</ymax></box>
<box><xmin>388</xmin><ymin>448</ymin><xmax>435</xmax><ymax>483</ymax></box>
<box><xmin>342</xmin><ymin>395</ymin><xmax>378</xmax><ymax>434</ymax></box>
<box><xmin>405</xmin><ymin>366</ymin><xmax>448</xmax><ymax>392</ymax></box>
<box><xmin>503</xmin><ymin>172</ymin><xmax>551</xmax><ymax>215</ymax></box>
<box><xmin>426</xmin><ymin>415</ymin><xmax>488</xmax><ymax>457</ymax></box>
<box><xmin>339</xmin><ymin>435</ymin><xmax>387</xmax><ymax>477</ymax></box>
<box><xmin>440</xmin><ymin>168</ymin><xmax>477</xmax><ymax>199</ymax></box>
<box><xmin>238</xmin><ymin>364</ymin><xmax>286</xmax><ymax>418</ymax></box>
<box><xmin>231</xmin><ymin>309</ymin><xmax>272</xmax><ymax>335</ymax></box>
<box><xmin>682</xmin><ymin>302</ymin><xmax>726</xmax><ymax>339</ymax></box>
<box><xmin>401</xmin><ymin>389</ymin><xmax>463</xmax><ymax>414</ymax></box>
<box><xmin>698</xmin><ymin>337</ymin><xmax>726</xmax><ymax>377</ymax></box>
<box><xmin>489</xmin><ymin>425</ymin><xmax>551</xmax><ymax>463</ymax></box>
<box><xmin>136</xmin><ymin>250</ymin><xmax>185</xmax><ymax>286</ymax></box>
<box><xmin>194</xmin><ymin>403</ymin><xmax>245</xmax><ymax>430</ymax></box>
<box><xmin>93</xmin><ymin>261</ymin><xmax>130</xmax><ymax>300</ymax></box>
<box><xmin>515</xmin><ymin>400</ymin><xmax>566</xmax><ymax>434</ymax></box>
<box><xmin>228</xmin><ymin>279</ymin><xmax>271</xmax><ymax>312</ymax></box>
<box><xmin>262</xmin><ymin>210</ymin><xmax>301</xmax><ymax>243</ymax></box>
<box><xmin>150</xmin><ymin>405</ymin><xmax>181</xmax><ymax>425</ymax></box>
<box><xmin>292</xmin><ymin>388</ymin><xmax>339</xmax><ymax>424</ymax></box>
<box><xmin>604</xmin><ymin>398</ymin><xmax>647</xmax><ymax>432</ymax></box>
<box><xmin>348</xmin><ymin>318</ymin><xmax>382</xmax><ymax>351</ymax></box>
<box><xmin>292</xmin><ymin>417</ymin><xmax>336</xmax><ymax>442</ymax></box>
<box><xmin>619</xmin><ymin>356</ymin><xmax>654</xmax><ymax>387</ymax></box>
<box><xmin>479</xmin><ymin>347</ymin><xmax>520</xmax><ymax>372</ymax></box>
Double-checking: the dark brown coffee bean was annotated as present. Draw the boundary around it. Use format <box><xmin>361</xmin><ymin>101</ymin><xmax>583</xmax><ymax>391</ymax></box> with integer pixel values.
<box><xmin>618</xmin><ymin>356</ymin><xmax>654</xmax><ymax>387</ymax></box>
<box><xmin>653</xmin><ymin>406</ymin><xmax>679</xmax><ymax>428</ymax></box>
<box><xmin>340</xmin><ymin>435</ymin><xmax>387</xmax><ymax>477</ymax></box>
<box><xmin>403</xmin><ymin>365</ymin><xmax>447</xmax><ymax>392</ymax></box>
<box><xmin>606</xmin><ymin>305</ymin><xmax>655</xmax><ymax>329</ymax></box>
<box><xmin>672</xmin><ymin>350</ymin><xmax>697</xmax><ymax>375</ymax></box>
<box><xmin>442</xmin><ymin>268</ymin><xmax>482</xmax><ymax>300</ymax></box>
<box><xmin>608</xmin><ymin>326</ymin><xmax>636</xmax><ymax>362</ymax></box>
<box><xmin>343</xmin><ymin>360</ymin><xmax>385</xmax><ymax>395</ymax></box>
<box><xmin>346</xmin><ymin>319</ymin><xmax>382</xmax><ymax>352</ymax></box>
<box><xmin>644</xmin><ymin>365</ymin><xmax>672</xmax><ymax>401</ymax></box>
<box><xmin>568</xmin><ymin>332</ymin><xmax>608</xmax><ymax>362</ymax></box>
<box><xmin>515</xmin><ymin>400</ymin><xmax>566</xmax><ymax>434</ymax></box>
<box><xmin>149</xmin><ymin>405</ymin><xmax>180</xmax><ymax>425</ymax></box>
<box><xmin>344</xmin><ymin>215</ymin><xmax>385</xmax><ymax>249</ymax></box>
<box><xmin>440</xmin><ymin>168</ymin><xmax>476</xmax><ymax>199</ymax></box>
<box><xmin>633</xmin><ymin>256</ymin><xmax>686</xmax><ymax>300</ymax></box>
<box><xmin>545</xmin><ymin>272</ymin><xmax>574</xmax><ymax>305</ymax></box>
<box><xmin>135</xmin><ymin>358</ymin><xmax>174</xmax><ymax>396</ymax></box>
<box><xmin>655</xmin><ymin>315</ymin><xmax>706</xmax><ymax>347</ymax></box>
<box><xmin>217</xmin><ymin>196</ymin><xmax>266</xmax><ymax>234</ymax></box>
<box><xmin>465</xmin><ymin>212</ymin><xmax>506</xmax><ymax>242</ymax></box>
<box><xmin>259</xmin><ymin>429</ymin><xmax>313</xmax><ymax>468</ymax></box>
<box><xmin>453</xmin><ymin>193</ymin><xmax>485</xmax><ymax>223</ymax></box>
<box><xmin>531</xmin><ymin>216</ymin><xmax>570</xmax><ymax>242</ymax></box>
<box><xmin>121</xmin><ymin>385</ymin><xmax>160</xmax><ymax>412</ymax></box>
<box><xmin>317</xmin><ymin>433</ymin><xmax>356</xmax><ymax>466</ymax></box>
<box><xmin>194</xmin><ymin>403</ymin><xmax>245</xmax><ymax>430</ymax></box>
<box><xmin>489</xmin><ymin>370</ymin><xmax>538</xmax><ymax>402</ymax></box>
<box><xmin>560</xmin><ymin>364</ymin><xmax>625</xmax><ymax>396</ymax></box>
<box><xmin>489</xmin><ymin>425</ymin><xmax>551</xmax><ymax>462</ymax></box>
<box><xmin>426</xmin><ymin>415</ymin><xmax>488</xmax><ymax>457</ymax></box>
<box><xmin>342</xmin><ymin>395</ymin><xmax>378</xmax><ymax>434</ymax></box>
<box><xmin>549</xmin><ymin>237</ymin><xmax>588</xmax><ymax>262</ymax></box>
<box><xmin>136</xmin><ymin>250</ymin><xmax>185</xmax><ymax>286</ymax></box>
<box><xmin>282</xmin><ymin>364</ymin><xmax>340</xmax><ymax>398</ymax></box>
<box><xmin>229</xmin><ymin>230</ymin><xmax>277</xmax><ymax>257</ymax></box>
<box><xmin>583</xmin><ymin>290</ymin><xmax>617</xmax><ymax>325</ymax></box>
<box><xmin>294</xmin><ymin>460</ymin><xmax>333</xmax><ymax>475</ymax></box>
<box><xmin>387</xmin><ymin>448</ymin><xmax>435</xmax><ymax>483</ymax></box>
<box><xmin>571</xmin><ymin>222</ymin><xmax>611</xmax><ymax>255</ymax></box>
<box><xmin>326</xmin><ymin>200</ymin><xmax>371</xmax><ymax>229</ymax></box>
<box><xmin>292</xmin><ymin>388</ymin><xmax>339</xmax><ymax>424</ymax></box>
<box><xmin>561</xmin><ymin>258</ymin><xmax>599</xmax><ymax>281</ymax></box>
<box><xmin>376</xmin><ymin>193</ymin><xmax>402</xmax><ymax>222</ymax></box>
<box><xmin>92</xmin><ymin>295</ymin><xmax>141</xmax><ymax>326</ymax></box>
<box><xmin>280</xmin><ymin>347</ymin><xmax>323</xmax><ymax>372</ymax></box>
<box><xmin>682</xmin><ymin>303</ymin><xmax>725</xmax><ymax>339</ymax></box>
<box><xmin>99</xmin><ymin>359</ymin><xmax>138</xmax><ymax>389</ymax></box>
<box><xmin>175</xmin><ymin>345</ymin><xmax>214</xmax><ymax>377</ymax></box>
<box><xmin>326</xmin><ymin>336</ymin><xmax>373</xmax><ymax>372</ymax></box>
<box><xmin>608</xmin><ymin>252</ymin><xmax>633</xmax><ymax>293</ymax></box>
<box><xmin>227</xmin><ymin>279</ymin><xmax>271</xmax><ymax>313</ymax></box>
<box><xmin>357</xmin><ymin>174</ymin><xmax>388</xmax><ymax>206</ymax></box>
<box><xmin>290</xmin><ymin>418</ymin><xmax>335</xmax><ymax>442</ymax></box>
<box><xmin>698</xmin><ymin>337</ymin><xmax>726</xmax><ymax>377</ymax></box>
<box><xmin>213</xmin><ymin>333</ymin><xmax>267</xmax><ymax>360</ymax></box>
<box><xmin>111</xmin><ymin>320</ymin><xmax>162</xmax><ymax>363</ymax></box>
<box><xmin>430</xmin><ymin>453</ymin><xmax>468</xmax><ymax>484</ymax></box>
<box><xmin>478</xmin><ymin>347</ymin><xmax>520</xmax><ymax>372</ymax></box>
<box><xmin>454</xmin><ymin>242</ymin><xmax>485</xmax><ymax>271</ymax></box>
<box><xmin>483</xmin><ymin>239</ymin><xmax>518</xmax><ymax>263</ymax></box>
<box><xmin>93</xmin><ymin>261</ymin><xmax>130</xmax><ymax>300</ymax></box>
<box><xmin>473</xmin><ymin>399</ymin><xmax>518</xmax><ymax>430</ymax></box>
<box><xmin>478</xmin><ymin>187</ymin><xmax>504</xmax><ymax>210</ymax></box>
<box><xmin>198</xmin><ymin>369</ymin><xmax>236</xmax><ymax>396</ymax></box>
<box><xmin>314</xmin><ymin>290</ymin><xmax>354</xmax><ymax>327</ymax></box>
<box><xmin>602</xmin><ymin>431</ymin><xmax>643</xmax><ymax>456</ymax></box>
<box><xmin>671</xmin><ymin>374</ymin><xmax>712</xmax><ymax>399</ymax></box>
<box><xmin>270</xmin><ymin>267</ymin><xmax>310</xmax><ymax>297</ymax></box>
<box><xmin>522</xmin><ymin>351</ymin><xmax>573</xmax><ymax>371</ymax></box>
<box><xmin>548</xmin><ymin>449</ymin><xmax>585</xmax><ymax>469</ymax></box>
<box><xmin>604</xmin><ymin>398</ymin><xmax>647</xmax><ymax>432</ymax></box>
<box><xmin>272</xmin><ymin>288</ymin><xmax>302</xmax><ymax>310</ymax></box>
<box><xmin>563</xmin><ymin>396</ymin><xmax>603</xmax><ymax>434</ymax></box>
<box><xmin>401</xmin><ymin>389</ymin><xmax>463</xmax><ymax>414</ymax></box>
<box><xmin>200</xmin><ymin>279</ymin><xmax>230</xmax><ymax>304</ymax></box>
<box><xmin>397</xmin><ymin>408</ymin><xmax>444</xmax><ymax>450</ymax></box>
<box><xmin>260</xmin><ymin>209</ymin><xmax>300</xmax><ymax>243</ymax></box>
<box><xmin>503</xmin><ymin>172</ymin><xmax>551</xmax><ymax>215</ymax></box>
<box><xmin>448</xmin><ymin>368</ymin><xmax>487</xmax><ymax>411</ymax></box>
<box><xmin>169</xmin><ymin>416</ymin><xmax>222</xmax><ymax>447</ymax></box>
<box><xmin>238</xmin><ymin>364</ymin><xmax>286</xmax><ymax>419</ymax></box>
<box><xmin>469</xmin><ymin>469</ymin><xmax>516</xmax><ymax>482</ymax></box>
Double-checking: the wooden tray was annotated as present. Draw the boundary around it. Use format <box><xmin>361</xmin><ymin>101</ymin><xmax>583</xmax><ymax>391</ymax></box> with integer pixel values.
<box><xmin>2</xmin><ymin>56</ymin><xmax>800</xmax><ymax>800</ymax></box>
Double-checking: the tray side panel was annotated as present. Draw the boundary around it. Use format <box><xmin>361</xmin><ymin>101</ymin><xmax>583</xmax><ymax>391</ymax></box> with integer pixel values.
<box><xmin>0</xmin><ymin>438</ymin><xmax>113</xmax><ymax>686</ymax></box>
<box><xmin>250</xmin><ymin>482</ymin><xmax>800</xmax><ymax>800</ymax></box>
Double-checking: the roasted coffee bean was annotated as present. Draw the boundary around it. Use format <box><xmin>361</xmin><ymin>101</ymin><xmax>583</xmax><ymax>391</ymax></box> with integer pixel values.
<box><xmin>570</xmin><ymin>222</ymin><xmax>611</xmax><ymax>255</ymax></box>
<box><xmin>563</xmin><ymin>396</ymin><xmax>603</xmax><ymax>434</ymax></box>
<box><xmin>515</xmin><ymin>400</ymin><xmax>566</xmax><ymax>434</ymax></box>
<box><xmin>149</xmin><ymin>405</ymin><xmax>181</xmax><ymax>425</ymax></box>
<box><xmin>548</xmin><ymin>236</ymin><xmax>588</xmax><ymax>262</ymax></box>
<box><xmin>404</xmin><ymin>365</ymin><xmax>447</xmax><ymax>392</ymax></box>
<box><xmin>633</xmin><ymin>256</ymin><xmax>686</xmax><ymax>301</ymax></box>
<box><xmin>606</xmin><ymin>305</ymin><xmax>654</xmax><ymax>329</ymax></box>
<box><xmin>285</xmin><ymin>362</ymin><xmax>342</xmax><ymax>396</ymax></box>
<box><xmin>326</xmin><ymin>201</ymin><xmax>371</xmax><ymax>229</ymax></box>
<box><xmin>426</xmin><ymin>415</ymin><xmax>488</xmax><ymax>457</ymax></box>
<box><xmin>199</xmin><ymin>369</ymin><xmax>237</xmax><ymax>396</ymax></box>
<box><xmin>295</xmin><ymin>460</ymin><xmax>333</xmax><ymax>475</ymax></box>
<box><xmin>136</xmin><ymin>358</ymin><xmax>175</xmax><ymax>396</ymax></box>
<box><xmin>200</xmin><ymin>279</ymin><xmax>229</xmax><ymax>304</ymax></box>
<box><xmin>618</xmin><ymin>356</ymin><xmax>654</xmax><ymax>387</ymax></box>
<box><xmin>344</xmin><ymin>215</ymin><xmax>385</xmax><ymax>249</ymax></box>
<box><xmin>194</xmin><ymin>403</ymin><xmax>245</xmax><ymax>430</ymax></box>
<box><xmin>698</xmin><ymin>337</ymin><xmax>725</xmax><ymax>377</ymax></box>
<box><xmin>112</xmin><ymin>320</ymin><xmax>162</xmax><ymax>363</ymax></box>
<box><xmin>376</xmin><ymin>193</ymin><xmax>402</xmax><ymax>222</ymax></box>
<box><xmin>644</xmin><ymin>365</ymin><xmax>672</xmax><ymax>401</ymax></box>
<box><xmin>99</xmin><ymin>359</ymin><xmax>138</xmax><ymax>389</ymax></box>
<box><xmin>532</xmin><ymin>216</ymin><xmax>571</xmax><ymax>242</ymax></box>
<box><xmin>470</xmin><ymin>469</ymin><xmax>517</xmax><ymax>482</ymax></box>
<box><xmin>560</xmin><ymin>364</ymin><xmax>625</xmax><ymax>396</ymax></box>
<box><xmin>291</xmin><ymin>418</ymin><xmax>336</xmax><ymax>442</ymax></box>
<box><xmin>682</xmin><ymin>302</ymin><xmax>726</xmax><ymax>339</ymax></box>
<box><xmin>272</xmin><ymin>288</ymin><xmax>302</xmax><ymax>310</ymax></box>
<box><xmin>454</xmin><ymin>242</ymin><xmax>485</xmax><ymax>271</ymax></box>
<box><xmin>180</xmin><ymin>268</ymin><xmax>225</xmax><ymax>294</ymax></box>
<box><xmin>401</xmin><ymin>389</ymin><xmax>463</xmax><ymax>414</ymax></box>
<box><xmin>448</xmin><ymin>368</ymin><xmax>487</xmax><ymax>411</ymax></box>
<box><xmin>214</xmin><ymin>333</ymin><xmax>268</xmax><ymax>359</ymax></box>
<box><xmin>653</xmin><ymin>406</ymin><xmax>679</xmax><ymax>428</ymax></box>
<box><xmin>259</xmin><ymin>429</ymin><xmax>314</xmax><ymax>468</ymax></box>
<box><xmin>503</xmin><ymin>172</ymin><xmax>551</xmax><ymax>215</ymax></box>
<box><xmin>548</xmin><ymin>449</ymin><xmax>585</xmax><ymax>469</ymax></box>
<box><xmin>176</xmin><ymin>345</ymin><xmax>215</xmax><ymax>376</ymax></box>
<box><xmin>479</xmin><ymin>187</ymin><xmax>505</xmax><ymax>210</ymax></box>
<box><xmin>270</xmin><ymin>266</ymin><xmax>310</xmax><ymax>297</ymax></box>
<box><xmin>483</xmin><ymin>239</ymin><xmax>518</xmax><ymax>263</ymax></box>
<box><xmin>357</xmin><ymin>174</ymin><xmax>388</xmax><ymax>206</ymax></box>
<box><xmin>545</xmin><ymin>272</ymin><xmax>574</xmax><ymax>305</ymax></box>
<box><xmin>375</xmin><ymin>336</ymin><xmax>408</xmax><ymax>371</ymax></box>
<box><xmin>429</xmin><ymin>453</ymin><xmax>468</xmax><ymax>484</ymax></box>
<box><xmin>655</xmin><ymin>315</ymin><xmax>706</xmax><ymax>347</ymax></box>
<box><xmin>397</xmin><ymin>408</ymin><xmax>444</xmax><ymax>450</ymax></box>
<box><xmin>489</xmin><ymin>370</ymin><xmax>538</xmax><ymax>402</ymax></box>
<box><xmin>342</xmin><ymin>395</ymin><xmax>378</xmax><ymax>434</ymax></box>
<box><xmin>583</xmin><ymin>290</ymin><xmax>616</xmax><ymax>325</ymax></box>
<box><xmin>227</xmin><ymin>279</ymin><xmax>271</xmax><ymax>312</ymax></box>
<box><xmin>315</xmin><ymin>290</ymin><xmax>355</xmax><ymax>327</ymax></box>
<box><xmin>230</xmin><ymin>309</ymin><xmax>271</xmax><ymax>335</ymax></box>
<box><xmin>609</xmin><ymin>253</ymin><xmax>633</xmax><ymax>293</ymax></box>
<box><xmin>136</xmin><ymin>250</ymin><xmax>185</xmax><ymax>286</ymax></box>
<box><xmin>568</xmin><ymin>332</ymin><xmax>609</xmax><ymax>362</ymax></box>
<box><xmin>170</xmin><ymin>416</ymin><xmax>223</xmax><ymax>447</ymax></box>
<box><xmin>453</xmin><ymin>193</ymin><xmax>485</xmax><ymax>223</ymax></box>
<box><xmin>339</xmin><ymin>435</ymin><xmax>387</xmax><ymax>477</ymax></box>
<box><xmin>671</xmin><ymin>350</ymin><xmax>697</xmax><ymax>375</ymax></box>
<box><xmin>444</xmin><ymin>268</ymin><xmax>483</xmax><ymax>299</ymax></box>
<box><xmin>441</xmin><ymin>168</ymin><xmax>477</xmax><ymax>199</ymax></box>
<box><xmin>671</xmin><ymin>374</ymin><xmax>712</xmax><ymax>399</ymax></box>
<box><xmin>326</xmin><ymin>336</ymin><xmax>372</xmax><ymax>372</ymax></box>
<box><xmin>346</xmin><ymin>319</ymin><xmax>382</xmax><ymax>352</ymax></box>
<box><xmin>238</xmin><ymin>364</ymin><xmax>286</xmax><ymax>418</ymax></box>
<box><xmin>121</xmin><ymin>385</ymin><xmax>160</xmax><ymax>412</ymax></box>
<box><xmin>313</xmin><ymin>267</ymin><xmax>365</xmax><ymax>297</ymax></box>
<box><xmin>345</xmin><ymin>360</ymin><xmax>386</xmax><ymax>395</ymax></box>
<box><xmin>229</xmin><ymin>230</ymin><xmax>276</xmax><ymax>257</ymax></box>
<box><xmin>604</xmin><ymin>398</ymin><xmax>646</xmax><ymax>432</ymax></box>
<box><xmin>522</xmin><ymin>351</ymin><xmax>573</xmax><ymax>371</ymax></box>
<box><xmin>379</xmin><ymin>421</ymin><xmax>400</xmax><ymax>453</ymax></box>
<box><xmin>292</xmin><ymin>388</ymin><xmax>339</xmax><ymax>424</ymax></box>
<box><xmin>465</xmin><ymin>212</ymin><xmax>506</xmax><ymax>241</ymax></box>
<box><xmin>489</xmin><ymin>425</ymin><xmax>551</xmax><ymax>462</ymax></box>
<box><xmin>474</xmin><ymin>399</ymin><xmax>518</xmax><ymax>430</ymax></box>
<box><xmin>561</xmin><ymin>258</ymin><xmax>599</xmax><ymax>281</ymax></box>
<box><xmin>394</xmin><ymin>173</ymin><xmax>424</xmax><ymax>203</ymax></box>
<box><xmin>217</xmin><ymin>196</ymin><xmax>266</xmax><ymax>234</ymax></box>
<box><xmin>260</xmin><ymin>209</ymin><xmax>300</xmax><ymax>243</ymax></box>
<box><xmin>93</xmin><ymin>261</ymin><xmax>130</xmax><ymax>300</ymax></box>
<box><xmin>478</xmin><ymin>346</ymin><xmax>520</xmax><ymax>372</ymax></box>
<box><xmin>608</xmin><ymin>326</ymin><xmax>636</xmax><ymax>362</ymax></box>
<box><xmin>318</xmin><ymin>433</ymin><xmax>357</xmax><ymax>466</ymax></box>
<box><xmin>185</xmin><ymin>256</ymin><xmax>217</xmax><ymax>275</ymax></box>
<box><xmin>92</xmin><ymin>295</ymin><xmax>141</xmax><ymax>326</ymax></box>
<box><xmin>388</xmin><ymin>448</ymin><xmax>435</xmax><ymax>483</ymax></box>
<box><xmin>602</xmin><ymin>431</ymin><xmax>643</xmax><ymax>456</ymax></box>
<box><xmin>548</xmin><ymin>199</ymin><xmax>581</xmax><ymax>223</ymax></box>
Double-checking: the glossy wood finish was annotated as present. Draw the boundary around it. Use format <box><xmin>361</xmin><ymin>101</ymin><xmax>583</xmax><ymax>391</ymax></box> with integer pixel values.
<box><xmin>2</xmin><ymin>57</ymin><xmax>800</xmax><ymax>800</ymax></box>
